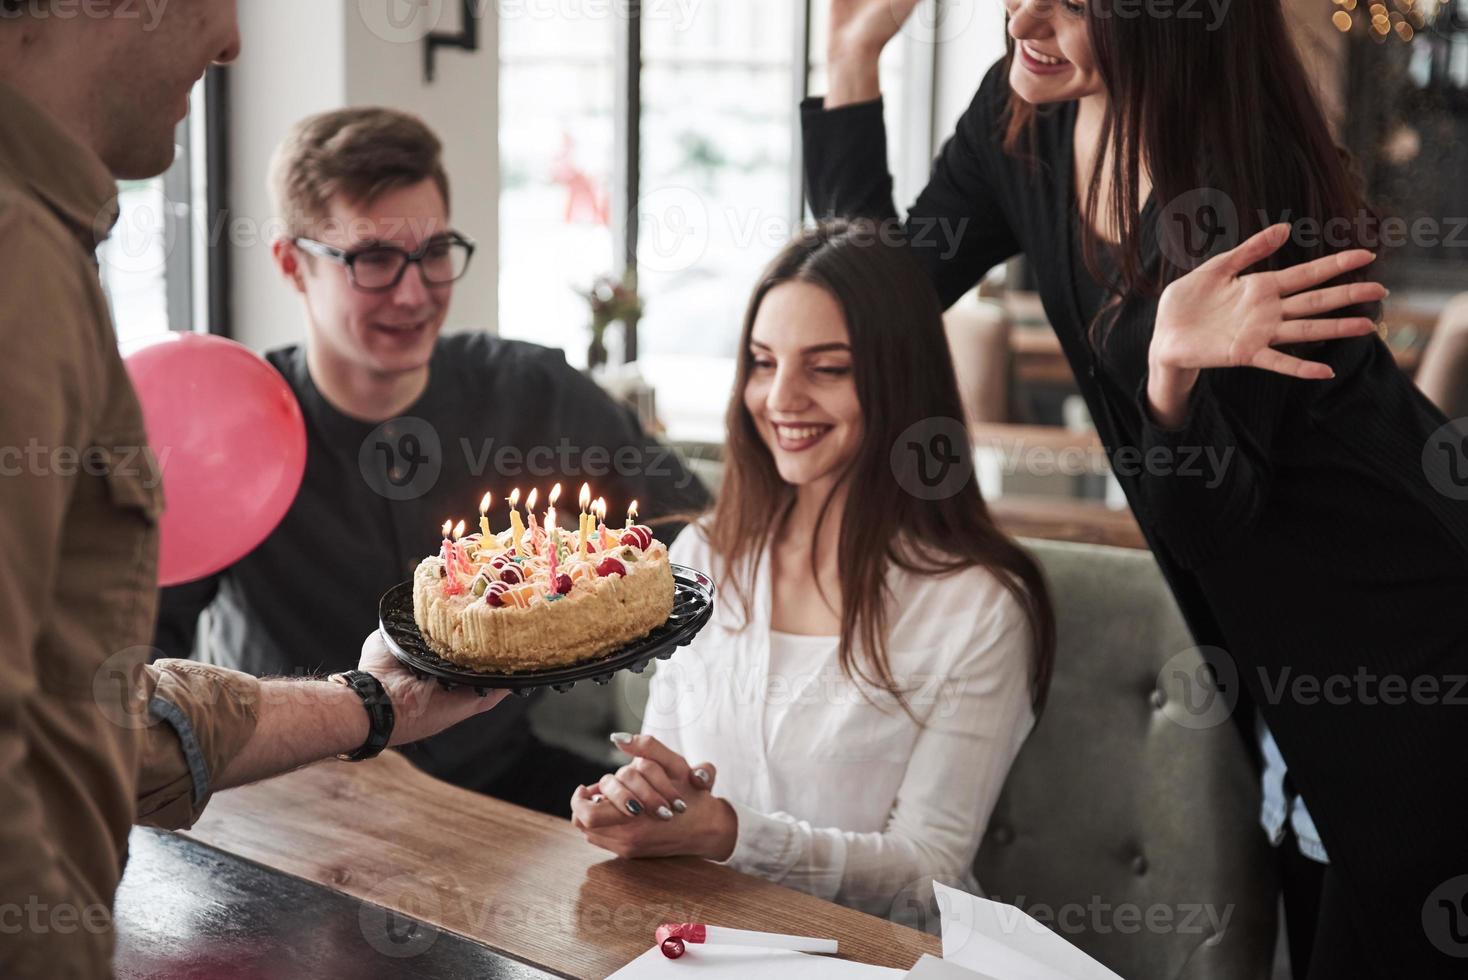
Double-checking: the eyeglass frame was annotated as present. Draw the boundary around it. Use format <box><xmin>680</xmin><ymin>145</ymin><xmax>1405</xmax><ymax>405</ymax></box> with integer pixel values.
<box><xmin>290</xmin><ymin>232</ymin><xmax>478</xmax><ymax>293</ymax></box>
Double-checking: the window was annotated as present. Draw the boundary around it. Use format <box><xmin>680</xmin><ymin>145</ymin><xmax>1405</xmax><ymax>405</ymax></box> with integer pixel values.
<box><xmin>497</xmin><ymin>2</ymin><xmax>939</xmax><ymax>440</ymax></box>
<box><xmin>497</xmin><ymin>10</ymin><xmax>618</xmax><ymax>359</ymax></box>
<box><xmin>99</xmin><ymin>72</ymin><xmax>224</xmax><ymax>346</ymax></box>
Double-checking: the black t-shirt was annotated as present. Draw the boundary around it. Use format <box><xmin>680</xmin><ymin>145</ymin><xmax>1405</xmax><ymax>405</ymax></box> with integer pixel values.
<box><xmin>153</xmin><ymin>332</ymin><xmax>710</xmax><ymax>790</ymax></box>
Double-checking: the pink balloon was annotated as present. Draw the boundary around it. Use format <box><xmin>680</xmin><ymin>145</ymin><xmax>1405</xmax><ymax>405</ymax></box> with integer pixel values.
<box><xmin>124</xmin><ymin>333</ymin><xmax>307</xmax><ymax>587</ymax></box>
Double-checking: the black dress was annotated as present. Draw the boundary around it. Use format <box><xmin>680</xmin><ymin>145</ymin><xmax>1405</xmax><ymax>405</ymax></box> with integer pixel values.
<box><xmin>803</xmin><ymin>61</ymin><xmax>1468</xmax><ymax>978</ymax></box>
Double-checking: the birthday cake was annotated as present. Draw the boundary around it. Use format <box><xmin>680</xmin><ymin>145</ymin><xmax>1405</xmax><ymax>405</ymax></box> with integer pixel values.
<box><xmin>411</xmin><ymin>488</ymin><xmax>675</xmax><ymax>672</ymax></box>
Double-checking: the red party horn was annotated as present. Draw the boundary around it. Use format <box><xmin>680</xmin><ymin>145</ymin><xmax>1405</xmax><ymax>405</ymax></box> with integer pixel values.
<box><xmin>655</xmin><ymin>923</ymin><xmax>839</xmax><ymax>959</ymax></box>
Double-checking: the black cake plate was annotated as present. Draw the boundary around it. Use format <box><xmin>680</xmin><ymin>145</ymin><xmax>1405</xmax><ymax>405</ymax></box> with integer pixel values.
<box><xmin>379</xmin><ymin>563</ymin><xmax>714</xmax><ymax>696</ymax></box>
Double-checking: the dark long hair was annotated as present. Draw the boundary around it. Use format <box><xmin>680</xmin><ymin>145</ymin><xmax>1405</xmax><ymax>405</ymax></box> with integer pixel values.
<box><xmin>707</xmin><ymin>220</ymin><xmax>1056</xmax><ymax>715</ymax></box>
<box><xmin>1004</xmin><ymin>0</ymin><xmax>1375</xmax><ymax>341</ymax></box>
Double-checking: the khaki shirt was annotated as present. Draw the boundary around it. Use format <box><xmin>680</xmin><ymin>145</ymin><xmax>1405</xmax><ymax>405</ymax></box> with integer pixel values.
<box><xmin>0</xmin><ymin>80</ymin><xmax>263</xmax><ymax>977</ymax></box>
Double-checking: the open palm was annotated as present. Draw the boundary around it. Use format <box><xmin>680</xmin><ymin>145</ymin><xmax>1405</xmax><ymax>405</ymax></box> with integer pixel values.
<box><xmin>830</xmin><ymin>0</ymin><xmax>923</xmax><ymax>58</ymax></box>
<box><xmin>1152</xmin><ymin>223</ymin><xmax>1385</xmax><ymax>381</ymax></box>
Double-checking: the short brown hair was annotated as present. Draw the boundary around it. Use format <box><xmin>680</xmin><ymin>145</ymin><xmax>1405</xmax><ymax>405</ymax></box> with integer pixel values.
<box><xmin>270</xmin><ymin>107</ymin><xmax>451</xmax><ymax>238</ymax></box>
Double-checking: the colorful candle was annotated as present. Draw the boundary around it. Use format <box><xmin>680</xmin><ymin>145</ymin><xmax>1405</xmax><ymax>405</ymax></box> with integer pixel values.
<box><xmin>596</xmin><ymin>497</ymin><xmax>613</xmax><ymax>551</ymax></box>
<box><xmin>478</xmin><ymin>491</ymin><xmax>494</xmax><ymax>543</ymax></box>
<box><xmin>578</xmin><ymin>483</ymin><xmax>592</xmax><ymax>559</ymax></box>
<box><xmin>509</xmin><ymin>488</ymin><xmax>527</xmax><ymax>557</ymax></box>
<box><xmin>525</xmin><ymin>488</ymin><xmax>540</xmax><ymax>556</ymax></box>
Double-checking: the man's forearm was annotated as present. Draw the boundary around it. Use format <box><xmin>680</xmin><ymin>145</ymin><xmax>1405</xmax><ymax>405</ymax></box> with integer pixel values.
<box><xmin>213</xmin><ymin>680</ymin><xmax>368</xmax><ymax>791</ymax></box>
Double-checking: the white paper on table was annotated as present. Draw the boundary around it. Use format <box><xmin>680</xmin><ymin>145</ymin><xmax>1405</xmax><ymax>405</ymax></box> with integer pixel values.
<box><xmin>933</xmin><ymin>882</ymin><xmax>1125</xmax><ymax>980</ymax></box>
<box><xmin>608</xmin><ymin>944</ymin><xmax>905</xmax><ymax>979</ymax></box>
<box><xmin>901</xmin><ymin>953</ymin><xmax>1000</xmax><ymax>980</ymax></box>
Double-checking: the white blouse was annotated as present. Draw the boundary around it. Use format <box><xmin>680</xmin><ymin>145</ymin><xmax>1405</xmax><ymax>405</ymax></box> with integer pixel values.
<box><xmin>642</xmin><ymin>526</ymin><xmax>1037</xmax><ymax>926</ymax></box>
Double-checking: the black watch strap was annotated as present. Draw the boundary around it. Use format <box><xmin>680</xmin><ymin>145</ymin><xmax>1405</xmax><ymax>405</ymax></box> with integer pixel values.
<box><xmin>331</xmin><ymin>670</ymin><xmax>395</xmax><ymax>762</ymax></box>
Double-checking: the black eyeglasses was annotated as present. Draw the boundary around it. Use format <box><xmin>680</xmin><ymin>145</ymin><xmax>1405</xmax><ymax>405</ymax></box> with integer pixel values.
<box><xmin>292</xmin><ymin>233</ymin><xmax>477</xmax><ymax>292</ymax></box>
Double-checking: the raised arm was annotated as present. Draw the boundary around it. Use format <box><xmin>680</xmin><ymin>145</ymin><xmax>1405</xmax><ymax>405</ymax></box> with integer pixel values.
<box><xmin>805</xmin><ymin>40</ymin><xmax>1023</xmax><ymax>308</ymax></box>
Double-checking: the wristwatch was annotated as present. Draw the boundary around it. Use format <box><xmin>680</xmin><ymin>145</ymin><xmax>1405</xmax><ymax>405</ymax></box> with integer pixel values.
<box><xmin>328</xmin><ymin>670</ymin><xmax>395</xmax><ymax>762</ymax></box>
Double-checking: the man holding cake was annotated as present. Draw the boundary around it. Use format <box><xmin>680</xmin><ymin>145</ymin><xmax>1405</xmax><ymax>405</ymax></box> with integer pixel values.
<box><xmin>0</xmin><ymin>7</ymin><xmax>521</xmax><ymax>977</ymax></box>
<box><xmin>153</xmin><ymin>108</ymin><xmax>709</xmax><ymax>816</ymax></box>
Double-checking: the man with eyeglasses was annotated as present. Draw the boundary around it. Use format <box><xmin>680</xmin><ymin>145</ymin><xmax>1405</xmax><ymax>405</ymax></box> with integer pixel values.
<box><xmin>153</xmin><ymin>107</ymin><xmax>710</xmax><ymax>816</ymax></box>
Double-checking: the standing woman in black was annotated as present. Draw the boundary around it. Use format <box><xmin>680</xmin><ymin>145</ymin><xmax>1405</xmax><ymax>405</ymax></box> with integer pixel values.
<box><xmin>803</xmin><ymin>1</ymin><xmax>1468</xmax><ymax>977</ymax></box>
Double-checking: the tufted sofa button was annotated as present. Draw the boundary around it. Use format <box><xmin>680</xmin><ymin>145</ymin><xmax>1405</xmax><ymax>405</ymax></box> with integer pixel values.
<box><xmin>992</xmin><ymin>825</ymin><xmax>1014</xmax><ymax>845</ymax></box>
<box><xmin>1132</xmin><ymin>854</ymin><xmax>1149</xmax><ymax>876</ymax></box>
<box><xmin>1149</xmin><ymin>688</ymin><xmax>1166</xmax><ymax>710</ymax></box>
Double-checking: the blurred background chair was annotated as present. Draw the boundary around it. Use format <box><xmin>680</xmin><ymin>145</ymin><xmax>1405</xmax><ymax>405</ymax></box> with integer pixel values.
<box><xmin>973</xmin><ymin>538</ymin><xmax>1276</xmax><ymax>980</ymax></box>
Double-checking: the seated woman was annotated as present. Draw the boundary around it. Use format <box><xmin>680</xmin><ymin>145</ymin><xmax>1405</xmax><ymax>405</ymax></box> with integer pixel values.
<box><xmin>569</xmin><ymin>220</ymin><xmax>1056</xmax><ymax>925</ymax></box>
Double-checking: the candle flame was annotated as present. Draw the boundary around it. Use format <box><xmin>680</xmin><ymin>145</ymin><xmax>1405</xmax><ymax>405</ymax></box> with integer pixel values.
<box><xmin>442</xmin><ymin>519</ymin><xmax>452</xmax><ymax>537</ymax></box>
<box><xmin>595</xmin><ymin>497</ymin><xmax>607</xmax><ymax>520</ymax></box>
<box><xmin>579</xmin><ymin>482</ymin><xmax>591</xmax><ymax>511</ymax></box>
<box><xmin>549</xmin><ymin>482</ymin><xmax>562</xmax><ymax>506</ymax></box>
<box><xmin>452</xmin><ymin>520</ymin><xmax>466</xmax><ymax>540</ymax></box>
<box><xmin>509</xmin><ymin>487</ymin><xmax>520</xmax><ymax>508</ymax></box>
<box><xmin>479</xmin><ymin>491</ymin><xmax>493</xmax><ymax>515</ymax></box>
<box><xmin>526</xmin><ymin>488</ymin><xmax>538</xmax><ymax>512</ymax></box>
<box><xmin>628</xmin><ymin>500</ymin><xmax>639</xmax><ymax>522</ymax></box>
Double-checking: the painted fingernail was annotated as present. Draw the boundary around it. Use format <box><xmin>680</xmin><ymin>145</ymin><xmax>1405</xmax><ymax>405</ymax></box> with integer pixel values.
<box><xmin>610</xmin><ymin>732</ymin><xmax>633</xmax><ymax>745</ymax></box>
<box><xmin>672</xmin><ymin>799</ymin><xmax>687</xmax><ymax>813</ymax></box>
<box><xmin>656</xmin><ymin>806</ymin><xmax>674</xmax><ymax>820</ymax></box>
<box><xmin>626</xmin><ymin>799</ymin><xmax>644</xmax><ymax>816</ymax></box>
<box><xmin>693</xmin><ymin>768</ymin><xmax>710</xmax><ymax>785</ymax></box>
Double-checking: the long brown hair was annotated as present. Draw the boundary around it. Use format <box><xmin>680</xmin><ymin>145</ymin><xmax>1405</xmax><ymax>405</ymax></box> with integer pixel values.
<box><xmin>1004</xmin><ymin>0</ymin><xmax>1375</xmax><ymax>340</ymax></box>
<box><xmin>707</xmin><ymin>220</ymin><xmax>1056</xmax><ymax>714</ymax></box>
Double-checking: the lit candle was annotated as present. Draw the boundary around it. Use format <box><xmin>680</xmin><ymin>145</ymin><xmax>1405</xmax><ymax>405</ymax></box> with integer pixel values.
<box><xmin>596</xmin><ymin>497</ymin><xmax>613</xmax><ymax>551</ymax></box>
<box><xmin>578</xmin><ymin>483</ymin><xmax>592</xmax><ymax>559</ymax></box>
<box><xmin>479</xmin><ymin>491</ymin><xmax>494</xmax><ymax>543</ymax></box>
<box><xmin>509</xmin><ymin>488</ymin><xmax>527</xmax><ymax>557</ymax></box>
<box><xmin>441</xmin><ymin>518</ymin><xmax>466</xmax><ymax>594</ymax></box>
<box><xmin>525</xmin><ymin>488</ymin><xmax>541</xmax><ymax>556</ymax></box>
<box><xmin>625</xmin><ymin>499</ymin><xmax>638</xmax><ymax>532</ymax></box>
<box><xmin>546</xmin><ymin>506</ymin><xmax>560</xmax><ymax>592</ymax></box>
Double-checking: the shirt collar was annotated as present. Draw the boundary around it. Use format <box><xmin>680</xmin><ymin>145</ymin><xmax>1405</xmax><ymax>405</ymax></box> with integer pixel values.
<box><xmin>0</xmin><ymin>78</ymin><xmax>120</xmax><ymax>248</ymax></box>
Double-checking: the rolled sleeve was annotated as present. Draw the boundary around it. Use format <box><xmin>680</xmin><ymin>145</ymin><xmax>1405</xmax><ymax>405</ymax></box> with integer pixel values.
<box><xmin>136</xmin><ymin>660</ymin><xmax>261</xmax><ymax>829</ymax></box>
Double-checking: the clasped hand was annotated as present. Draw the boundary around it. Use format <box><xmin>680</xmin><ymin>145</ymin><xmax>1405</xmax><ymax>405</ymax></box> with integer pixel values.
<box><xmin>570</xmin><ymin>734</ymin><xmax>737</xmax><ymax>862</ymax></box>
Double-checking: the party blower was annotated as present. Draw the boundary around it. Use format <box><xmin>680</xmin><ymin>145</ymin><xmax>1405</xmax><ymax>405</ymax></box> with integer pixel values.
<box><xmin>655</xmin><ymin>923</ymin><xmax>839</xmax><ymax>959</ymax></box>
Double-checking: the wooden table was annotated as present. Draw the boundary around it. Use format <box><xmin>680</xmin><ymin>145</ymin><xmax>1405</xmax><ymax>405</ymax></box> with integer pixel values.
<box><xmin>183</xmin><ymin>751</ymin><xmax>939</xmax><ymax>978</ymax></box>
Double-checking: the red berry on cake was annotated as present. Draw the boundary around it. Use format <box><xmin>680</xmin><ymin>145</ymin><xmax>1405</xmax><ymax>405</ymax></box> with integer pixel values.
<box><xmin>498</xmin><ymin>564</ymin><xmax>524</xmax><ymax>585</ymax></box>
<box><xmin>484</xmin><ymin>581</ymin><xmax>510</xmax><ymax>607</ymax></box>
<box><xmin>620</xmin><ymin>525</ymin><xmax>653</xmax><ymax>550</ymax></box>
<box><xmin>555</xmin><ymin>573</ymin><xmax>573</xmax><ymax>595</ymax></box>
<box><xmin>596</xmin><ymin>556</ymin><xmax>627</xmax><ymax>578</ymax></box>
